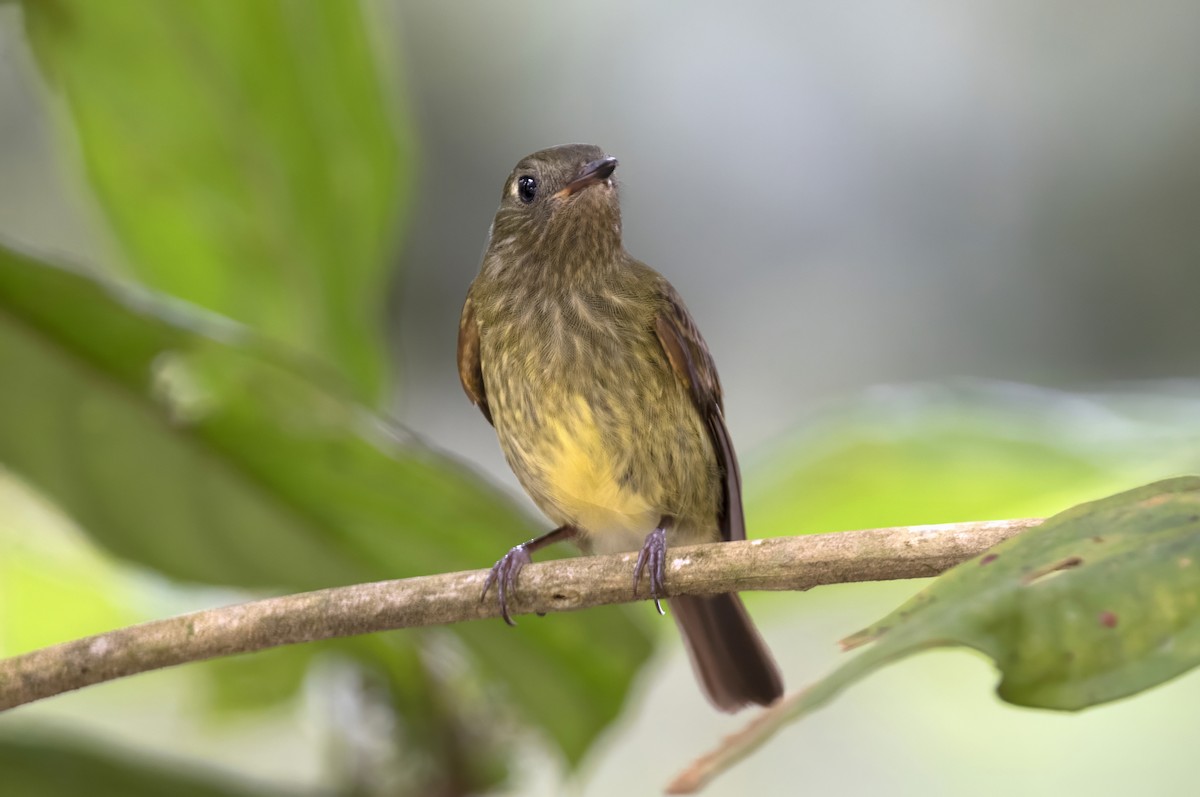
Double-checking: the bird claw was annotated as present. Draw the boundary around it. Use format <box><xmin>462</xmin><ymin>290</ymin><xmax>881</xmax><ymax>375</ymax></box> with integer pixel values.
<box><xmin>633</xmin><ymin>525</ymin><xmax>669</xmax><ymax>615</ymax></box>
<box><xmin>482</xmin><ymin>544</ymin><xmax>532</xmax><ymax>626</ymax></box>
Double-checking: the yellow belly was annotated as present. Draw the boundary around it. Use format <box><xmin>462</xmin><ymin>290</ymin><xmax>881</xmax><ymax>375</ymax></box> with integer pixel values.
<box><xmin>525</xmin><ymin>395</ymin><xmax>661</xmax><ymax>552</ymax></box>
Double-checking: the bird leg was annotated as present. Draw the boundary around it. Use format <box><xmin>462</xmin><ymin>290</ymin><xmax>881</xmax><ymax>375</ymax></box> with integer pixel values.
<box><xmin>633</xmin><ymin>516</ymin><xmax>674</xmax><ymax>615</ymax></box>
<box><xmin>482</xmin><ymin>525</ymin><xmax>577</xmax><ymax>626</ymax></box>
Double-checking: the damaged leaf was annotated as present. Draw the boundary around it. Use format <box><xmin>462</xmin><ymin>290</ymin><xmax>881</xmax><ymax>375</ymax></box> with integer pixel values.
<box><xmin>670</xmin><ymin>476</ymin><xmax>1200</xmax><ymax>793</ymax></box>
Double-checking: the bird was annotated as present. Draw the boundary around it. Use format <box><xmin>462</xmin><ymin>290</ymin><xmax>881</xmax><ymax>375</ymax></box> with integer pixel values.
<box><xmin>457</xmin><ymin>143</ymin><xmax>783</xmax><ymax>711</ymax></box>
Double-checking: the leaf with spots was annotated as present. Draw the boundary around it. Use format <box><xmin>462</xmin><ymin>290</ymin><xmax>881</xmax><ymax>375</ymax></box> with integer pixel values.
<box><xmin>669</xmin><ymin>476</ymin><xmax>1200</xmax><ymax>793</ymax></box>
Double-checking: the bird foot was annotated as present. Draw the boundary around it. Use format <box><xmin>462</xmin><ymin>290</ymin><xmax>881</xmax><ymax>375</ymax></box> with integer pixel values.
<box><xmin>482</xmin><ymin>544</ymin><xmax>532</xmax><ymax>626</ymax></box>
<box><xmin>633</xmin><ymin>524</ymin><xmax>669</xmax><ymax>615</ymax></box>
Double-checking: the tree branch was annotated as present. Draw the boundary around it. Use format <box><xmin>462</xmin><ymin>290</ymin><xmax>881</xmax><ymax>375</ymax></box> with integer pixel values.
<box><xmin>0</xmin><ymin>518</ymin><xmax>1040</xmax><ymax>712</ymax></box>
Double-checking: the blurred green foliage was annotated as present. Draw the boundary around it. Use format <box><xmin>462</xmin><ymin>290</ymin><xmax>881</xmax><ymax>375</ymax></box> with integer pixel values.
<box><xmin>23</xmin><ymin>0</ymin><xmax>407</xmax><ymax>403</ymax></box>
<box><xmin>747</xmin><ymin>383</ymin><xmax>1200</xmax><ymax>535</ymax></box>
<box><xmin>0</xmin><ymin>732</ymin><xmax>293</xmax><ymax>797</ymax></box>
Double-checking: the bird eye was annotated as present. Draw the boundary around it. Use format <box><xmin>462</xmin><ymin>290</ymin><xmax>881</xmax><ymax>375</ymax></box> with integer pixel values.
<box><xmin>517</xmin><ymin>175</ymin><xmax>537</xmax><ymax>204</ymax></box>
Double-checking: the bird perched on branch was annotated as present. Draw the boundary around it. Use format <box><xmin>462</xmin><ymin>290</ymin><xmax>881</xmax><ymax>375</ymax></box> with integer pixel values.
<box><xmin>457</xmin><ymin>143</ymin><xmax>783</xmax><ymax>710</ymax></box>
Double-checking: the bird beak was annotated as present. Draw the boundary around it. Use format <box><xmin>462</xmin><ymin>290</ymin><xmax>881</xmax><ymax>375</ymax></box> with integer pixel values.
<box><xmin>555</xmin><ymin>156</ymin><xmax>618</xmax><ymax>198</ymax></box>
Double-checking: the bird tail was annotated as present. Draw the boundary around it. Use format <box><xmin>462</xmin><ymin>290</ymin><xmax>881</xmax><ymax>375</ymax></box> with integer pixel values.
<box><xmin>669</xmin><ymin>594</ymin><xmax>783</xmax><ymax>711</ymax></box>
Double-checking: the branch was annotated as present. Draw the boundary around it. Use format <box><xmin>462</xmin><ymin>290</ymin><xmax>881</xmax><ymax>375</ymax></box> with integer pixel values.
<box><xmin>0</xmin><ymin>518</ymin><xmax>1040</xmax><ymax>712</ymax></box>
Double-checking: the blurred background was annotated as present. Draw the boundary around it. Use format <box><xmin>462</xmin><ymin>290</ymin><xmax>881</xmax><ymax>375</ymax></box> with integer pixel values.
<box><xmin>3</xmin><ymin>1</ymin><xmax>1200</xmax><ymax>795</ymax></box>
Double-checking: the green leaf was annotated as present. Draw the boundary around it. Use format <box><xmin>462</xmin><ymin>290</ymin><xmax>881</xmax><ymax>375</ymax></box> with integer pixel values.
<box><xmin>845</xmin><ymin>475</ymin><xmax>1200</xmax><ymax>707</ymax></box>
<box><xmin>22</xmin><ymin>0</ymin><xmax>407</xmax><ymax>403</ymax></box>
<box><xmin>0</xmin><ymin>244</ymin><xmax>654</xmax><ymax>764</ymax></box>
<box><xmin>0</xmin><ymin>732</ymin><xmax>292</xmax><ymax>797</ymax></box>
<box><xmin>675</xmin><ymin>476</ymin><xmax>1200</xmax><ymax>791</ymax></box>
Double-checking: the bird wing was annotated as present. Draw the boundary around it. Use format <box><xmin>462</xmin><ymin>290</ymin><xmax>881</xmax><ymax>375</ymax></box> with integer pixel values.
<box><xmin>654</xmin><ymin>286</ymin><xmax>746</xmax><ymax>542</ymax></box>
<box><xmin>457</xmin><ymin>295</ymin><xmax>493</xmax><ymax>425</ymax></box>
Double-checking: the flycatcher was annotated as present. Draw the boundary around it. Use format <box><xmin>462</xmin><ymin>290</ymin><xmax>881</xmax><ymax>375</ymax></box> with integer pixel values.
<box><xmin>458</xmin><ymin>143</ymin><xmax>783</xmax><ymax>710</ymax></box>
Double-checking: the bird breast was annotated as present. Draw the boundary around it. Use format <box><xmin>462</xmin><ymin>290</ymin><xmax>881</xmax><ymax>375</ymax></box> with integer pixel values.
<box><xmin>477</xmin><ymin>288</ymin><xmax>720</xmax><ymax>551</ymax></box>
